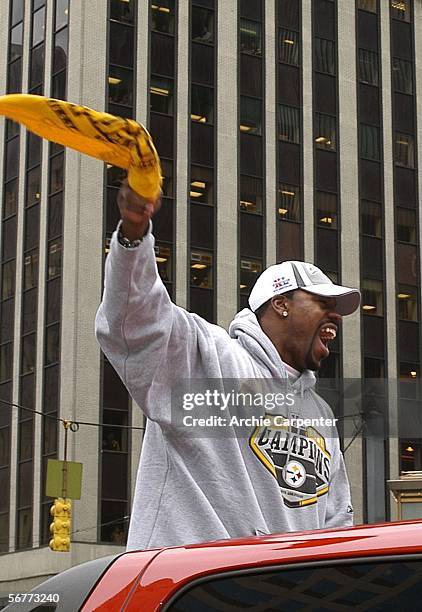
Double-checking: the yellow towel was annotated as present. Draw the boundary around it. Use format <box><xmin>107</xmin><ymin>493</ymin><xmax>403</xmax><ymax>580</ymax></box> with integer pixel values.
<box><xmin>0</xmin><ymin>94</ymin><xmax>162</xmax><ymax>200</ymax></box>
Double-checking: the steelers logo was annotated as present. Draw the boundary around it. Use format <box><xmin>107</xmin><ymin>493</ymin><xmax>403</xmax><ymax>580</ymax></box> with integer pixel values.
<box><xmin>284</xmin><ymin>461</ymin><xmax>306</xmax><ymax>488</ymax></box>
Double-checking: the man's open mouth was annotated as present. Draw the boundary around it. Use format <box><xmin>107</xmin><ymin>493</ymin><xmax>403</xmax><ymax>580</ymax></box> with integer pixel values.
<box><xmin>315</xmin><ymin>324</ymin><xmax>337</xmax><ymax>359</ymax></box>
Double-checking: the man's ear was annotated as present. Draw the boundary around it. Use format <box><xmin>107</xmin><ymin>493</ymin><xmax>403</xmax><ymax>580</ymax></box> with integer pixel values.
<box><xmin>270</xmin><ymin>295</ymin><xmax>289</xmax><ymax>316</ymax></box>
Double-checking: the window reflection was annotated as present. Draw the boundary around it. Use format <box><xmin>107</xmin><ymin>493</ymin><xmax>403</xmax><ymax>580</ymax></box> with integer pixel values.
<box><xmin>315</xmin><ymin>113</ymin><xmax>336</xmax><ymax>151</ymax></box>
<box><xmin>10</xmin><ymin>23</ymin><xmax>23</xmax><ymax>61</ymax></box>
<box><xmin>361</xmin><ymin>279</ymin><xmax>383</xmax><ymax>315</ymax></box>
<box><xmin>360</xmin><ymin>124</ymin><xmax>380</xmax><ymax>160</ymax></box>
<box><xmin>55</xmin><ymin>0</ymin><xmax>69</xmax><ymax>29</ymax></box>
<box><xmin>150</xmin><ymin>76</ymin><xmax>173</xmax><ymax>114</ymax></box>
<box><xmin>192</xmin><ymin>6</ymin><xmax>214</xmax><ymax>42</ymax></box>
<box><xmin>392</xmin><ymin>58</ymin><xmax>413</xmax><ymax>94</ymax></box>
<box><xmin>190</xmin><ymin>251</ymin><xmax>213</xmax><ymax>288</ymax></box>
<box><xmin>316</xmin><ymin>191</ymin><xmax>337</xmax><ymax>229</ymax></box>
<box><xmin>22</xmin><ymin>333</ymin><xmax>36</xmax><ymax>374</ymax></box>
<box><xmin>240</xmin><ymin>175</ymin><xmax>262</xmax><ymax>214</ymax></box>
<box><xmin>32</xmin><ymin>7</ymin><xmax>46</xmax><ymax>47</ymax></box>
<box><xmin>24</xmin><ymin>251</ymin><xmax>39</xmax><ymax>290</ymax></box>
<box><xmin>358</xmin><ymin>49</ymin><xmax>378</xmax><ymax>86</ymax></box>
<box><xmin>190</xmin><ymin>166</ymin><xmax>213</xmax><ymax>205</ymax></box>
<box><xmin>278</xmin><ymin>184</ymin><xmax>300</xmax><ymax>221</ymax></box>
<box><xmin>240</xmin><ymin>97</ymin><xmax>262</xmax><ymax>135</ymax></box>
<box><xmin>45</xmin><ymin>324</ymin><xmax>60</xmax><ymax>366</ymax></box>
<box><xmin>240</xmin><ymin>19</ymin><xmax>261</xmax><ymax>55</ymax></box>
<box><xmin>191</xmin><ymin>85</ymin><xmax>214</xmax><ymax>123</ymax></box>
<box><xmin>279</xmin><ymin>28</ymin><xmax>299</xmax><ymax>65</ymax></box>
<box><xmin>314</xmin><ymin>38</ymin><xmax>335</xmax><ymax>75</ymax></box>
<box><xmin>53</xmin><ymin>28</ymin><xmax>68</xmax><ymax>74</ymax></box>
<box><xmin>155</xmin><ymin>244</ymin><xmax>172</xmax><ymax>282</ymax></box>
<box><xmin>391</xmin><ymin>0</ymin><xmax>410</xmax><ymax>22</ymax></box>
<box><xmin>151</xmin><ymin>0</ymin><xmax>175</xmax><ymax>34</ymax></box>
<box><xmin>161</xmin><ymin>159</ymin><xmax>174</xmax><ymax>198</ymax></box>
<box><xmin>358</xmin><ymin>0</ymin><xmax>377</xmax><ymax>11</ymax></box>
<box><xmin>48</xmin><ymin>240</ymin><xmax>62</xmax><ymax>279</ymax></box>
<box><xmin>397</xmin><ymin>285</ymin><xmax>418</xmax><ymax>322</ymax></box>
<box><xmin>26</xmin><ymin>167</ymin><xmax>41</xmax><ymax>207</ymax></box>
<box><xmin>4</xmin><ymin>180</ymin><xmax>18</xmax><ymax>217</ymax></box>
<box><xmin>278</xmin><ymin>105</ymin><xmax>300</xmax><ymax>143</ymax></box>
<box><xmin>394</xmin><ymin>133</ymin><xmax>414</xmax><ymax>168</ymax></box>
<box><xmin>50</xmin><ymin>155</ymin><xmax>64</xmax><ymax>193</ymax></box>
<box><xmin>396</xmin><ymin>208</ymin><xmax>416</xmax><ymax>243</ymax></box>
<box><xmin>361</xmin><ymin>200</ymin><xmax>382</xmax><ymax>238</ymax></box>
<box><xmin>108</xmin><ymin>66</ymin><xmax>133</xmax><ymax>106</ymax></box>
<box><xmin>240</xmin><ymin>259</ymin><xmax>262</xmax><ymax>294</ymax></box>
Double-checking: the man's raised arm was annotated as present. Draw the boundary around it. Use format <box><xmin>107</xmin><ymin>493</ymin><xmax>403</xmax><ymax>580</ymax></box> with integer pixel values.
<box><xmin>95</xmin><ymin>181</ymin><xmax>200</xmax><ymax>417</ymax></box>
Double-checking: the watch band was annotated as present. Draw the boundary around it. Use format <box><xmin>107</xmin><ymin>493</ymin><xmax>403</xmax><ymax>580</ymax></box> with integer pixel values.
<box><xmin>117</xmin><ymin>227</ymin><xmax>143</xmax><ymax>249</ymax></box>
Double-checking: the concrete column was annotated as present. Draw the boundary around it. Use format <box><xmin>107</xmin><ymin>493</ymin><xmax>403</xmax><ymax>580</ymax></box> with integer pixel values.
<box><xmin>337</xmin><ymin>0</ymin><xmax>362</xmax><ymax>524</ymax></box>
<box><xmin>265</xmin><ymin>0</ymin><xmax>277</xmax><ymax>266</ymax></box>
<box><xmin>175</xmin><ymin>0</ymin><xmax>189</xmax><ymax>308</ymax></box>
<box><xmin>216</xmin><ymin>1</ymin><xmax>238</xmax><ymax>328</ymax></box>
<box><xmin>380</xmin><ymin>0</ymin><xmax>399</xmax><ymax>519</ymax></box>
<box><xmin>302</xmin><ymin>0</ymin><xmax>314</xmax><ymax>262</ymax></box>
<box><xmin>61</xmin><ymin>0</ymin><xmax>107</xmax><ymax>543</ymax></box>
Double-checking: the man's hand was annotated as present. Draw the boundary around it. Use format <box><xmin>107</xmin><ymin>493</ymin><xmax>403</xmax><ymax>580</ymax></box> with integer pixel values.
<box><xmin>117</xmin><ymin>179</ymin><xmax>162</xmax><ymax>241</ymax></box>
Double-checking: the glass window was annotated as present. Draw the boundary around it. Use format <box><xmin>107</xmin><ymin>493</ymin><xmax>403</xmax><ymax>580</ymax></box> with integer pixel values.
<box><xmin>110</xmin><ymin>0</ymin><xmax>134</xmax><ymax>24</ymax></box>
<box><xmin>24</xmin><ymin>250</ymin><xmax>39</xmax><ymax>290</ymax></box>
<box><xmin>278</xmin><ymin>29</ymin><xmax>299</xmax><ymax>65</ymax></box>
<box><xmin>316</xmin><ymin>191</ymin><xmax>337</xmax><ymax>229</ymax></box>
<box><xmin>278</xmin><ymin>105</ymin><xmax>300</xmax><ymax>143</ymax></box>
<box><xmin>360</xmin><ymin>124</ymin><xmax>380</xmax><ymax>160</ymax></box>
<box><xmin>364</xmin><ymin>357</ymin><xmax>385</xmax><ymax>378</ymax></box>
<box><xmin>4</xmin><ymin>180</ymin><xmax>18</xmax><ymax>218</ymax></box>
<box><xmin>358</xmin><ymin>0</ymin><xmax>377</xmax><ymax>11</ymax></box>
<box><xmin>155</xmin><ymin>243</ymin><xmax>172</xmax><ymax>282</ymax></box>
<box><xmin>395</xmin><ymin>132</ymin><xmax>414</xmax><ymax>168</ymax></box>
<box><xmin>190</xmin><ymin>251</ymin><xmax>213</xmax><ymax>288</ymax></box>
<box><xmin>53</xmin><ymin>27</ymin><xmax>68</xmax><ymax>74</ymax></box>
<box><xmin>44</xmin><ymin>365</ymin><xmax>59</xmax><ymax>409</ymax></box>
<box><xmin>27</xmin><ymin>133</ymin><xmax>41</xmax><ymax>169</ymax></box>
<box><xmin>191</xmin><ymin>84</ymin><xmax>214</xmax><ymax>123</ymax></box>
<box><xmin>48</xmin><ymin>239</ymin><xmax>62</xmax><ymax>279</ymax></box>
<box><xmin>108</xmin><ymin>66</ymin><xmax>133</xmax><ymax>106</ymax></box>
<box><xmin>397</xmin><ymin>208</ymin><xmax>416</xmax><ymax>243</ymax></box>
<box><xmin>0</xmin><ymin>428</ymin><xmax>10</xmax><ymax>467</ymax></box>
<box><xmin>48</xmin><ymin>193</ymin><xmax>63</xmax><ymax>239</ymax></box>
<box><xmin>50</xmin><ymin>154</ymin><xmax>64</xmax><ymax>193</ymax></box>
<box><xmin>315</xmin><ymin>113</ymin><xmax>336</xmax><ymax>150</ymax></box>
<box><xmin>361</xmin><ymin>200</ymin><xmax>382</xmax><ymax>237</ymax></box>
<box><xmin>55</xmin><ymin>0</ymin><xmax>69</xmax><ymax>29</ymax></box>
<box><xmin>151</xmin><ymin>0</ymin><xmax>175</xmax><ymax>34</ymax></box>
<box><xmin>192</xmin><ymin>6</ymin><xmax>214</xmax><ymax>43</ymax></box>
<box><xmin>52</xmin><ymin>70</ymin><xmax>66</xmax><ymax>99</ymax></box>
<box><xmin>150</xmin><ymin>76</ymin><xmax>173</xmax><ymax>114</ymax></box>
<box><xmin>17</xmin><ymin>508</ymin><xmax>32</xmax><ymax>549</ymax></box>
<box><xmin>278</xmin><ymin>184</ymin><xmax>300</xmax><ymax>221</ymax></box>
<box><xmin>160</xmin><ymin>159</ymin><xmax>174</xmax><ymax>198</ymax></box>
<box><xmin>109</xmin><ymin>22</ymin><xmax>134</xmax><ymax>67</ymax></box>
<box><xmin>314</xmin><ymin>38</ymin><xmax>335</xmax><ymax>75</ymax></box>
<box><xmin>21</xmin><ymin>333</ymin><xmax>36</xmax><ymax>374</ymax></box>
<box><xmin>8</xmin><ymin>57</ymin><xmax>22</xmax><ymax>93</ymax></box>
<box><xmin>24</xmin><ymin>205</ymin><xmax>40</xmax><ymax>252</ymax></box>
<box><xmin>43</xmin><ymin>414</ymin><xmax>58</xmax><ymax>455</ymax></box>
<box><xmin>240</xmin><ymin>96</ymin><xmax>262</xmax><ymax>135</ymax></box>
<box><xmin>392</xmin><ymin>57</ymin><xmax>413</xmax><ymax>94</ymax></box>
<box><xmin>10</xmin><ymin>23</ymin><xmax>23</xmax><ymax>62</ymax></box>
<box><xmin>32</xmin><ymin>7</ymin><xmax>46</xmax><ymax>47</ymax></box>
<box><xmin>12</xmin><ymin>0</ymin><xmax>24</xmax><ymax>25</ymax></box>
<box><xmin>190</xmin><ymin>166</ymin><xmax>213</xmax><ymax>205</ymax></box>
<box><xmin>5</xmin><ymin>137</ymin><xmax>19</xmax><ymax>182</ymax></box>
<box><xmin>46</xmin><ymin>277</ymin><xmax>61</xmax><ymax>325</ymax></box>
<box><xmin>19</xmin><ymin>419</ymin><xmax>33</xmax><ymax>461</ymax></box>
<box><xmin>240</xmin><ymin>19</ymin><xmax>261</xmax><ymax>56</ymax></box>
<box><xmin>398</xmin><ymin>285</ymin><xmax>418</xmax><ymax>321</ymax></box>
<box><xmin>240</xmin><ymin>175</ymin><xmax>262</xmax><ymax>213</ymax></box>
<box><xmin>358</xmin><ymin>49</ymin><xmax>378</xmax><ymax>85</ymax></box>
<box><xmin>240</xmin><ymin>259</ymin><xmax>262</xmax><ymax>294</ymax></box>
<box><xmin>45</xmin><ymin>324</ymin><xmax>60</xmax><ymax>365</ymax></box>
<box><xmin>391</xmin><ymin>0</ymin><xmax>410</xmax><ymax>22</ymax></box>
<box><xmin>1</xmin><ymin>261</ymin><xmax>16</xmax><ymax>300</ymax></box>
<box><xmin>362</xmin><ymin>278</ymin><xmax>383</xmax><ymax>315</ymax></box>
<box><xmin>30</xmin><ymin>43</ymin><xmax>45</xmax><ymax>89</ymax></box>
<box><xmin>100</xmin><ymin>500</ymin><xmax>128</xmax><ymax>543</ymax></box>
<box><xmin>26</xmin><ymin>167</ymin><xmax>41</xmax><ymax>207</ymax></box>
<box><xmin>0</xmin><ymin>343</ymin><xmax>13</xmax><ymax>383</ymax></box>
<box><xmin>102</xmin><ymin>410</ymin><xmax>128</xmax><ymax>453</ymax></box>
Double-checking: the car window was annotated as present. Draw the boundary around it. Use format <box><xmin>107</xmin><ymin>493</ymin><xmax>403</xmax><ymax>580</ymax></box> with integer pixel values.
<box><xmin>165</xmin><ymin>558</ymin><xmax>422</xmax><ymax>611</ymax></box>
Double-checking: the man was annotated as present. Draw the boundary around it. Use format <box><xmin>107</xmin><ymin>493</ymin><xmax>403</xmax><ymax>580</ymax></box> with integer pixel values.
<box><xmin>95</xmin><ymin>182</ymin><xmax>360</xmax><ymax>551</ymax></box>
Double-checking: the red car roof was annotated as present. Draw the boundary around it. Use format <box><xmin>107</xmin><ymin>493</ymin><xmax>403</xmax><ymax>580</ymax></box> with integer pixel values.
<box><xmin>83</xmin><ymin>519</ymin><xmax>422</xmax><ymax>611</ymax></box>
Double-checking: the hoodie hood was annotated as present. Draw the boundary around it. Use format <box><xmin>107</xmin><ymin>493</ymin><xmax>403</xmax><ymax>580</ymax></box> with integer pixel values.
<box><xmin>229</xmin><ymin>308</ymin><xmax>316</xmax><ymax>394</ymax></box>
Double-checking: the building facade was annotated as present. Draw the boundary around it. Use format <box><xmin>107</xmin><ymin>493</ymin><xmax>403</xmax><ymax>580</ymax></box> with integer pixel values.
<box><xmin>1</xmin><ymin>0</ymin><xmax>422</xmax><ymax>591</ymax></box>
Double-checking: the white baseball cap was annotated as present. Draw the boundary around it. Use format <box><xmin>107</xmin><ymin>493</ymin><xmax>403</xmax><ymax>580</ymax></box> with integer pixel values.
<box><xmin>248</xmin><ymin>261</ymin><xmax>361</xmax><ymax>316</ymax></box>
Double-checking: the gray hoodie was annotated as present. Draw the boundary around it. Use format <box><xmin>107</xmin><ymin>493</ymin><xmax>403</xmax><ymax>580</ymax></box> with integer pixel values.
<box><xmin>95</xmin><ymin>224</ymin><xmax>353</xmax><ymax>551</ymax></box>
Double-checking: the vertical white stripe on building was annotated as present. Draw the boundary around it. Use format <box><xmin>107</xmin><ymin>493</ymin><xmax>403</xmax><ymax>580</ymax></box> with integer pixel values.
<box><xmin>175</xmin><ymin>0</ymin><xmax>189</xmax><ymax>308</ymax></box>
<box><xmin>62</xmin><ymin>0</ymin><xmax>107</xmax><ymax>542</ymax></box>
<box><xmin>265</xmin><ymin>0</ymin><xmax>277</xmax><ymax>266</ymax></box>
<box><xmin>32</xmin><ymin>0</ymin><xmax>55</xmax><ymax>549</ymax></box>
<box><xmin>216</xmin><ymin>1</ymin><xmax>238</xmax><ymax>328</ymax></box>
<box><xmin>380</xmin><ymin>0</ymin><xmax>399</xmax><ymax>514</ymax></box>
<box><xmin>337</xmin><ymin>1</ymin><xmax>362</xmax><ymax>523</ymax></box>
<box><xmin>135</xmin><ymin>0</ymin><xmax>150</xmax><ymax>125</ymax></box>
<box><xmin>302</xmin><ymin>0</ymin><xmax>314</xmax><ymax>262</ymax></box>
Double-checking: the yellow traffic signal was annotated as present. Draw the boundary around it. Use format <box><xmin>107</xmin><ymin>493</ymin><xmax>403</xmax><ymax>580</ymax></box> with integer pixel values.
<box><xmin>49</xmin><ymin>497</ymin><xmax>71</xmax><ymax>552</ymax></box>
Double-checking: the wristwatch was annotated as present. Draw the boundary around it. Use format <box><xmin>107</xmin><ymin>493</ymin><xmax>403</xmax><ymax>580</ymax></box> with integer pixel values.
<box><xmin>117</xmin><ymin>226</ymin><xmax>144</xmax><ymax>249</ymax></box>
